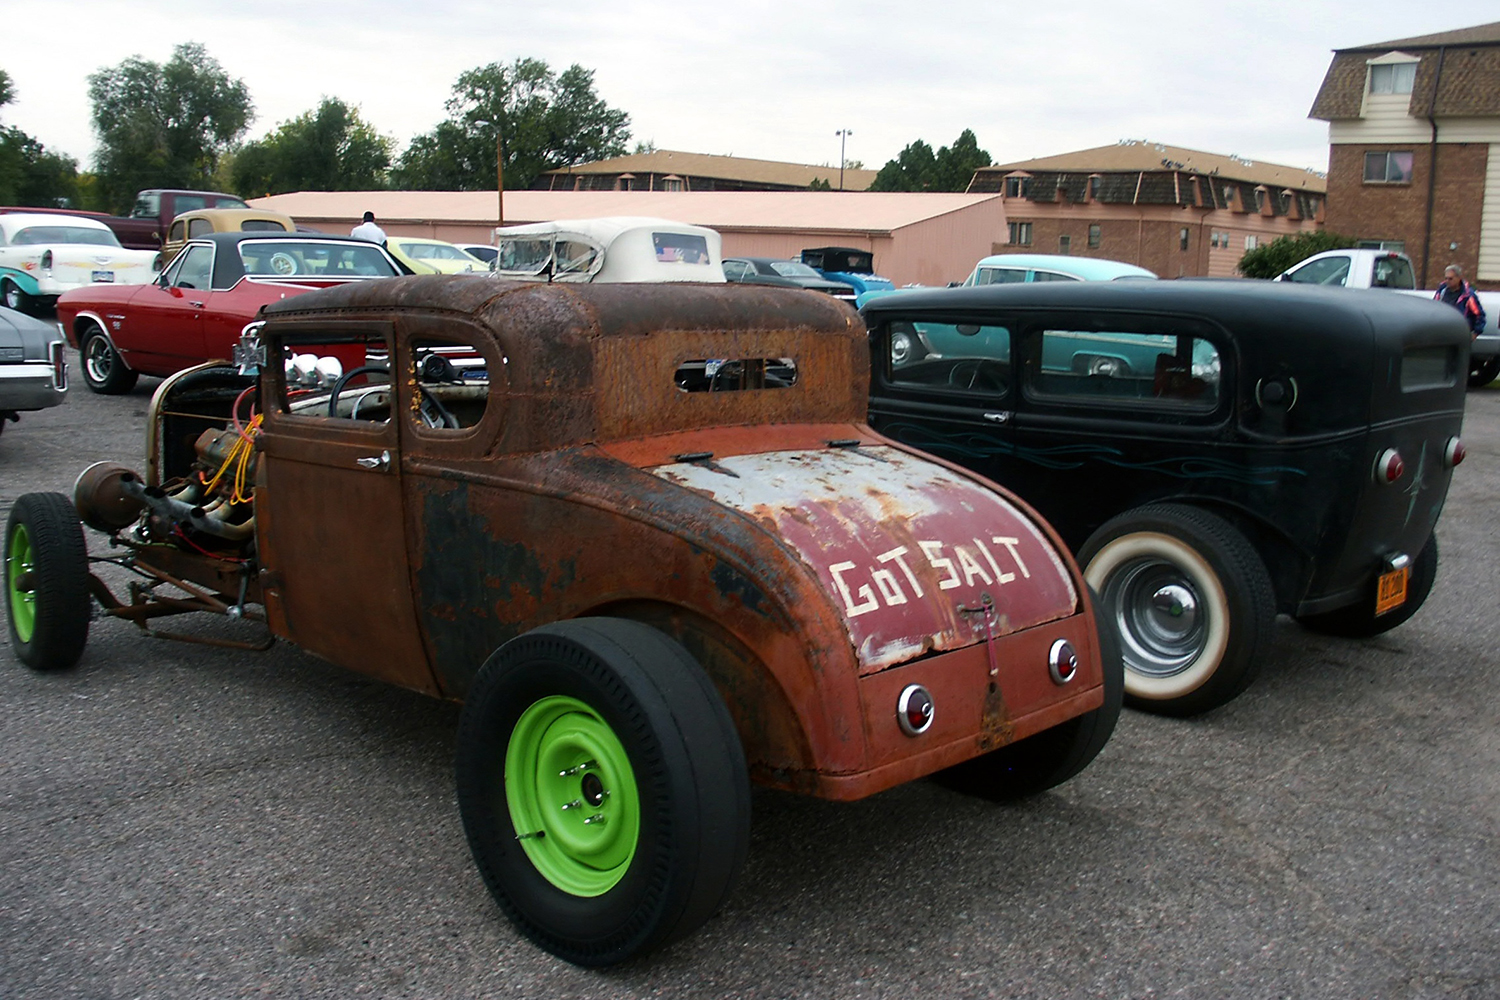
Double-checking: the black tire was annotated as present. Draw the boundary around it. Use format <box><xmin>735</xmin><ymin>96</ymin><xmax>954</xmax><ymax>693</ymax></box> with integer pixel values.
<box><xmin>1295</xmin><ymin>534</ymin><xmax>1438</xmax><ymax>638</ymax></box>
<box><xmin>455</xmin><ymin>617</ymin><xmax>750</xmax><ymax>967</ymax></box>
<box><xmin>3</xmin><ymin>278</ymin><xmax>34</xmax><ymax>315</ymax></box>
<box><xmin>79</xmin><ymin>324</ymin><xmax>138</xmax><ymax>395</ymax></box>
<box><xmin>1079</xmin><ymin>503</ymin><xmax>1275</xmax><ymax>717</ymax></box>
<box><xmin>1469</xmin><ymin>356</ymin><xmax>1500</xmax><ymax>388</ymax></box>
<box><xmin>931</xmin><ymin>586</ymin><xmax>1124</xmax><ymax>800</ymax></box>
<box><xmin>5</xmin><ymin>493</ymin><xmax>91</xmax><ymax>671</ymax></box>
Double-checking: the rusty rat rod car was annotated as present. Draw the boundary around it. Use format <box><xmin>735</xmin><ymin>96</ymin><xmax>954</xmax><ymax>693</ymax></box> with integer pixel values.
<box><xmin>865</xmin><ymin>280</ymin><xmax>1469</xmax><ymax>717</ymax></box>
<box><xmin>5</xmin><ymin>277</ymin><xmax>1121</xmax><ymax>967</ymax></box>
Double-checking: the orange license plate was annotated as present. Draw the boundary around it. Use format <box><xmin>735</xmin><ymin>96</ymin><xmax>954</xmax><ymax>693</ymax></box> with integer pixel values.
<box><xmin>1375</xmin><ymin>566</ymin><xmax>1409</xmax><ymax>616</ymax></box>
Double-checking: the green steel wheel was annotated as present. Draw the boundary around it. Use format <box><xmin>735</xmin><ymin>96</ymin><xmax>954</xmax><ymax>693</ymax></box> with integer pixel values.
<box><xmin>5</xmin><ymin>493</ymin><xmax>91</xmax><ymax>671</ymax></box>
<box><xmin>456</xmin><ymin>617</ymin><xmax>750</xmax><ymax>967</ymax></box>
<box><xmin>504</xmin><ymin>695</ymin><xmax>641</xmax><ymax>896</ymax></box>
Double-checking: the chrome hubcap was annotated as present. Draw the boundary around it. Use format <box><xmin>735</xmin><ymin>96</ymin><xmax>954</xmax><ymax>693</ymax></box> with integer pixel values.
<box><xmin>1105</xmin><ymin>560</ymin><xmax>1209</xmax><ymax>678</ymax></box>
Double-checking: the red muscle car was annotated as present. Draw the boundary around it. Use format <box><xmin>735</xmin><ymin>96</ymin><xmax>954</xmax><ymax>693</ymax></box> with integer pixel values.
<box><xmin>55</xmin><ymin>232</ymin><xmax>405</xmax><ymax>393</ymax></box>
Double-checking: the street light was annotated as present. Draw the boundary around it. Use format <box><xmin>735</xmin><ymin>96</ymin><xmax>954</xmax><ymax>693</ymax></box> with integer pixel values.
<box><xmin>835</xmin><ymin>129</ymin><xmax>853</xmax><ymax>191</ymax></box>
<box><xmin>474</xmin><ymin>119</ymin><xmax>505</xmax><ymax>228</ymax></box>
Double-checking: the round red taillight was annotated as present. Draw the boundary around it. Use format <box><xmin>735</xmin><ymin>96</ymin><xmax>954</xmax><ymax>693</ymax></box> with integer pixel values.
<box><xmin>1445</xmin><ymin>437</ymin><xmax>1466</xmax><ymax>468</ymax></box>
<box><xmin>1375</xmin><ymin>448</ymin><xmax>1404</xmax><ymax>485</ymax></box>
<box><xmin>1049</xmin><ymin>639</ymin><xmax>1079</xmax><ymax>685</ymax></box>
<box><xmin>896</xmin><ymin>684</ymin><xmax>934</xmax><ymax>736</ymax></box>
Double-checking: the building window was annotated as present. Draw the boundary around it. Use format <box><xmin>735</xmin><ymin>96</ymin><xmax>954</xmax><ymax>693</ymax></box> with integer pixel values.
<box><xmin>1088</xmin><ymin>224</ymin><xmax>1101</xmax><ymax>249</ymax></box>
<box><xmin>1008</xmin><ymin>222</ymin><xmax>1033</xmax><ymax>246</ymax></box>
<box><xmin>1364</xmin><ymin>151</ymin><xmax>1414</xmax><ymax>184</ymax></box>
<box><xmin>1059</xmin><ymin>234</ymin><xmax>1071</xmax><ymax>254</ymax></box>
<box><xmin>1369</xmin><ymin>62</ymin><xmax>1417</xmax><ymax>95</ymax></box>
<box><xmin>661</xmin><ymin>174</ymin><xmax>684</xmax><ymax>192</ymax></box>
<box><xmin>1245</xmin><ymin>235</ymin><xmax>1259</xmax><ymax>251</ymax></box>
<box><xmin>1004</xmin><ymin>176</ymin><xmax>1031</xmax><ymax>197</ymax></box>
<box><xmin>1179</xmin><ymin>228</ymin><xmax>1190</xmax><ymax>252</ymax></box>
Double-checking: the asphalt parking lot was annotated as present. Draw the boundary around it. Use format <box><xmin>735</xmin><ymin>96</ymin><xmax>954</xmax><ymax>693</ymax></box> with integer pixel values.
<box><xmin>2</xmin><ymin>373</ymin><xmax>1498</xmax><ymax>1000</ymax></box>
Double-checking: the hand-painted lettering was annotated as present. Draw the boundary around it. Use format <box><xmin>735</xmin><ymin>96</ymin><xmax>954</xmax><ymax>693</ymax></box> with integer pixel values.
<box><xmin>830</xmin><ymin>560</ymin><xmax>879</xmax><ymax>617</ymax></box>
<box><xmin>919</xmin><ymin>540</ymin><xmax>961</xmax><ymax>590</ymax></box>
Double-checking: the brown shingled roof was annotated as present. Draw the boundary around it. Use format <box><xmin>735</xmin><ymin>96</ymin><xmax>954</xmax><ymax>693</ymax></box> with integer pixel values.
<box><xmin>540</xmin><ymin>150</ymin><xmax>878</xmax><ymax>191</ymax></box>
<box><xmin>1311</xmin><ymin>23</ymin><xmax>1500</xmax><ymax>121</ymax></box>
<box><xmin>1343</xmin><ymin>21</ymin><xmax>1500</xmax><ymax>51</ymax></box>
<box><xmin>974</xmin><ymin>142</ymin><xmax>1325</xmax><ymax>192</ymax></box>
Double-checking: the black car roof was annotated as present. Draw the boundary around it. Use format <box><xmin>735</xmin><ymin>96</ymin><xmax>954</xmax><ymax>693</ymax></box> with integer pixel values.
<box><xmin>860</xmin><ymin>279</ymin><xmax>1467</xmax><ymax>348</ymax></box>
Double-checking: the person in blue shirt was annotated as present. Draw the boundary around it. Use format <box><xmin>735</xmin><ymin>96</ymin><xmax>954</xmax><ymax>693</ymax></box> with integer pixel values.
<box><xmin>1435</xmin><ymin>264</ymin><xmax>1486</xmax><ymax>336</ymax></box>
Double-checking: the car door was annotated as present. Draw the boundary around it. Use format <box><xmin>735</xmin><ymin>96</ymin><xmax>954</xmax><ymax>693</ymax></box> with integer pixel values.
<box><xmin>122</xmin><ymin>243</ymin><xmax>210</xmax><ymax>372</ymax></box>
<box><xmin>254</xmin><ymin>320</ymin><xmax>441</xmax><ymax>696</ymax></box>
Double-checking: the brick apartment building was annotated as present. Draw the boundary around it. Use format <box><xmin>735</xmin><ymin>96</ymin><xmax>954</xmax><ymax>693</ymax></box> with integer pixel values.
<box><xmin>1310</xmin><ymin>21</ymin><xmax>1500</xmax><ymax>289</ymax></box>
<box><xmin>966</xmin><ymin>142</ymin><xmax>1326</xmax><ymax>277</ymax></box>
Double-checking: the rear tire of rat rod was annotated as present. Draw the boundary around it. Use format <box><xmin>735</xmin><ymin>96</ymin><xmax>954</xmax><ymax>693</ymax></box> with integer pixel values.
<box><xmin>1079</xmin><ymin>503</ymin><xmax>1275</xmax><ymax>717</ymax></box>
<box><xmin>79</xmin><ymin>323</ymin><xmax>138</xmax><ymax>395</ymax></box>
<box><xmin>455</xmin><ymin>617</ymin><xmax>750</xmax><ymax>967</ymax></box>
<box><xmin>5</xmin><ymin>492</ymin><xmax>91</xmax><ymax>672</ymax></box>
<box><xmin>931</xmin><ymin>586</ymin><xmax>1124</xmax><ymax>800</ymax></box>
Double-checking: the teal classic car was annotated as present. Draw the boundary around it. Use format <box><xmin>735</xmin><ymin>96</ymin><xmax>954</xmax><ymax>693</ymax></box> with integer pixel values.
<box><xmin>963</xmin><ymin>253</ymin><xmax>1157</xmax><ymax>286</ymax></box>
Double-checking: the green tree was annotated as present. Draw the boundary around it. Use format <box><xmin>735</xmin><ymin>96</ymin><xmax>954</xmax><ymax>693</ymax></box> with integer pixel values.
<box><xmin>0</xmin><ymin>66</ymin><xmax>80</xmax><ymax>207</ymax></box>
<box><xmin>1236</xmin><ymin>230</ymin><xmax>1359</xmax><ymax>279</ymax></box>
<box><xmin>869</xmin><ymin>130</ymin><xmax>991</xmax><ymax>192</ymax></box>
<box><xmin>87</xmin><ymin>42</ymin><xmax>253</xmax><ymax>211</ymax></box>
<box><xmin>392</xmin><ymin>58</ymin><xmax>630</xmax><ymax>191</ymax></box>
<box><xmin>232</xmin><ymin>98</ymin><xmax>393</xmax><ymax>197</ymax></box>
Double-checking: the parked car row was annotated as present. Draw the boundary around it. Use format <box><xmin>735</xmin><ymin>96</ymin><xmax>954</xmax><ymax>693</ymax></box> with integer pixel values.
<box><xmin>4</xmin><ymin>228</ymin><xmax>1474</xmax><ymax>969</ymax></box>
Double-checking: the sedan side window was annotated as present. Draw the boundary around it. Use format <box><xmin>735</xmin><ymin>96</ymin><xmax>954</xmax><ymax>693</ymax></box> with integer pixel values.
<box><xmin>974</xmin><ymin>267</ymin><xmax>1027</xmax><ymax>285</ymax></box>
<box><xmin>722</xmin><ymin>260</ymin><xmax>750</xmax><ymax>281</ymax></box>
<box><xmin>1028</xmin><ymin>328</ymin><xmax>1220</xmax><ymax>409</ymax></box>
<box><xmin>172</xmin><ymin>245</ymin><xmax>214</xmax><ymax>290</ymax></box>
<box><xmin>884</xmin><ymin>322</ymin><xmax>1011</xmax><ymax>395</ymax></box>
<box><xmin>188</xmin><ymin>218</ymin><xmax>214</xmax><ymax>238</ymax></box>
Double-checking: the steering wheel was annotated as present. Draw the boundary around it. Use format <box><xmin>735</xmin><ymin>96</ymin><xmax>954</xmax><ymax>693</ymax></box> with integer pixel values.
<box><xmin>326</xmin><ymin>364</ymin><xmax>459</xmax><ymax>427</ymax></box>
<box><xmin>269</xmin><ymin>252</ymin><xmax>298</xmax><ymax>276</ymax></box>
<box><xmin>947</xmin><ymin>359</ymin><xmax>1006</xmax><ymax>392</ymax></box>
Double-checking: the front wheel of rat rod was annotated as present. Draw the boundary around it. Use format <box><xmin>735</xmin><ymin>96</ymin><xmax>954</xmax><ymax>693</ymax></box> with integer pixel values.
<box><xmin>5</xmin><ymin>492</ymin><xmax>91</xmax><ymax>671</ymax></box>
<box><xmin>455</xmin><ymin>618</ymin><xmax>750</xmax><ymax>967</ymax></box>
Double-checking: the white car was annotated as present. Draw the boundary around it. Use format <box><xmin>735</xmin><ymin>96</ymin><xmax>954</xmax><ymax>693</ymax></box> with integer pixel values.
<box><xmin>492</xmin><ymin>217</ymin><xmax>726</xmax><ymax>284</ymax></box>
<box><xmin>0</xmin><ymin>213</ymin><xmax>159</xmax><ymax>313</ymax></box>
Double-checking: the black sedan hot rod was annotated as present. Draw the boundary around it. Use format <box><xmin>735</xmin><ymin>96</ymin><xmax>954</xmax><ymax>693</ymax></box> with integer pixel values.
<box><xmin>865</xmin><ymin>281</ymin><xmax>1469</xmax><ymax>715</ymax></box>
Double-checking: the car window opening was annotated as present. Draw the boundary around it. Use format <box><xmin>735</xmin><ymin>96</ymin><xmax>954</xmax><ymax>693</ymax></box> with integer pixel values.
<box><xmin>675</xmin><ymin>358</ymin><xmax>798</xmax><ymax>392</ymax></box>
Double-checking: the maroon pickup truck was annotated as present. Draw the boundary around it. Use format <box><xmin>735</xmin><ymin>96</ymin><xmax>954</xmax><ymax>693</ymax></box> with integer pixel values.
<box><xmin>1</xmin><ymin>189</ymin><xmax>251</xmax><ymax>251</ymax></box>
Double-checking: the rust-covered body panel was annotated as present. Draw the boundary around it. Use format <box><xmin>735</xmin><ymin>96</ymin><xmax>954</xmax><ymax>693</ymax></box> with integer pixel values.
<box><xmin>228</xmin><ymin>277</ymin><xmax>1106</xmax><ymax>799</ymax></box>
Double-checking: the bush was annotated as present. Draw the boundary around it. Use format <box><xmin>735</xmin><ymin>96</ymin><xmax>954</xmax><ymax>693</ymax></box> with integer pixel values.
<box><xmin>1237</xmin><ymin>231</ymin><xmax>1358</xmax><ymax>279</ymax></box>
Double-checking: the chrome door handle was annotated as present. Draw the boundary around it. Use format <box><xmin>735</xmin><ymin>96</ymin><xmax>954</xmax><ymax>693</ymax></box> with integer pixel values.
<box><xmin>982</xmin><ymin>412</ymin><xmax>1011</xmax><ymax>424</ymax></box>
<box><xmin>356</xmin><ymin>449</ymin><xmax>391</xmax><ymax>470</ymax></box>
<box><xmin>190</xmin><ymin>300</ymin><xmax>205</xmax><ymax>308</ymax></box>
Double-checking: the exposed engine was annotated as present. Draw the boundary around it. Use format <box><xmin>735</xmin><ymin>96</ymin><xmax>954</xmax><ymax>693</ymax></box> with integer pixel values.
<box><xmin>74</xmin><ymin>391</ymin><xmax>262</xmax><ymax>555</ymax></box>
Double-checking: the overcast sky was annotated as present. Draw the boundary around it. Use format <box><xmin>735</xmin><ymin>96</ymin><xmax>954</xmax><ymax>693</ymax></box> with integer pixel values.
<box><xmin>4</xmin><ymin>2</ymin><xmax>1499</xmax><ymax>180</ymax></box>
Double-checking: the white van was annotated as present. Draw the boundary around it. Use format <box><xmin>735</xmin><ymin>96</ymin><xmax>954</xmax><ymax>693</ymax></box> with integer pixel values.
<box><xmin>491</xmin><ymin>217</ymin><xmax>726</xmax><ymax>284</ymax></box>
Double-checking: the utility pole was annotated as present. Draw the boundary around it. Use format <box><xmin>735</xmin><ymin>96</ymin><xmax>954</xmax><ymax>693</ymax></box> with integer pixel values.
<box><xmin>835</xmin><ymin>129</ymin><xmax>853</xmax><ymax>191</ymax></box>
<box><xmin>475</xmin><ymin>119</ymin><xmax>505</xmax><ymax>229</ymax></box>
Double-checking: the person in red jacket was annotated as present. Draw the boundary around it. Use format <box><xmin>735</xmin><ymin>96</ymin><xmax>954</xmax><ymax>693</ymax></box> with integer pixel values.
<box><xmin>1435</xmin><ymin>264</ymin><xmax>1486</xmax><ymax>336</ymax></box>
